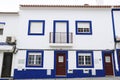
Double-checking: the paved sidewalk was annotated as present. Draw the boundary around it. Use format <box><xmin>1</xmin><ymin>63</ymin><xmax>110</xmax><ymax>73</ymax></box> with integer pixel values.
<box><xmin>15</xmin><ymin>77</ymin><xmax>120</xmax><ymax>80</ymax></box>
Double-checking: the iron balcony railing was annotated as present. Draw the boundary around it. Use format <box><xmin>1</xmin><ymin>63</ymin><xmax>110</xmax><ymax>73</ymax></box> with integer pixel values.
<box><xmin>49</xmin><ymin>32</ymin><xmax>73</xmax><ymax>43</ymax></box>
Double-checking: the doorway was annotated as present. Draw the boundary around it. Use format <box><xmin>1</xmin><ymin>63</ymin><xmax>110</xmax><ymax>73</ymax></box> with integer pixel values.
<box><xmin>104</xmin><ymin>53</ymin><xmax>114</xmax><ymax>76</ymax></box>
<box><xmin>1</xmin><ymin>53</ymin><xmax>13</xmax><ymax>77</ymax></box>
<box><xmin>55</xmin><ymin>51</ymin><xmax>67</xmax><ymax>76</ymax></box>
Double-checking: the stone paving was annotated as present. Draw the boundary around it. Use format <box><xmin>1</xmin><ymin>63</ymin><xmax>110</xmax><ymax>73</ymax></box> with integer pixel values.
<box><xmin>15</xmin><ymin>77</ymin><xmax>120</xmax><ymax>80</ymax></box>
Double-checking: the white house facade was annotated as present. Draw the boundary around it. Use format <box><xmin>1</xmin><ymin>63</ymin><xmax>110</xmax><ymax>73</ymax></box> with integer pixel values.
<box><xmin>0</xmin><ymin>5</ymin><xmax>120</xmax><ymax>79</ymax></box>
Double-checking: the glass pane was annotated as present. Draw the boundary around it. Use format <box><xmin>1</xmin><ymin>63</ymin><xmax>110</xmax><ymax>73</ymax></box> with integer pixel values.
<box><xmin>36</xmin><ymin>55</ymin><xmax>41</xmax><ymax>65</ymax></box>
<box><xmin>78</xmin><ymin>28</ymin><xmax>83</xmax><ymax>32</ymax></box>
<box><xmin>85</xmin><ymin>56</ymin><xmax>91</xmax><ymax>65</ymax></box>
<box><xmin>0</xmin><ymin>29</ymin><xmax>3</xmax><ymax>35</ymax></box>
<box><xmin>84</xmin><ymin>28</ymin><xmax>90</xmax><ymax>32</ymax></box>
<box><xmin>58</xmin><ymin>56</ymin><xmax>64</xmax><ymax>62</ymax></box>
<box><xmin>28</xmin><ymin>55</ymin><xmax>34</xmax><ymax>65</ymax></box>
<box><xmin>78</xmin><ymin>56</ymin><xmax>84</xmax><ymax>66</ymax></box>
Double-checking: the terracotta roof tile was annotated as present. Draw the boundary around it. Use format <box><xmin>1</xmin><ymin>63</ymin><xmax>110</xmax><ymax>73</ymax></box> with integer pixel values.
<box><xmin>20</xmin><ymin>4</ymin><xmax>113</xmax><ymax>8</ymax></box>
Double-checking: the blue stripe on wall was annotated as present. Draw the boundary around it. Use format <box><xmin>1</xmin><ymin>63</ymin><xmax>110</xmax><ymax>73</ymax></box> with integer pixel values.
<box><xmin>14</xmin><ymin>69</ymin><xmax>105</xmax><ymax>79</ymax></box>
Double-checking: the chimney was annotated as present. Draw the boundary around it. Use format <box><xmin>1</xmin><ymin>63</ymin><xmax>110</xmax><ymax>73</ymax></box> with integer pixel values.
<box><xmin>96</xmin><ymin>0</ymin><xmax>104</xmax><ymax>5</ymax></box>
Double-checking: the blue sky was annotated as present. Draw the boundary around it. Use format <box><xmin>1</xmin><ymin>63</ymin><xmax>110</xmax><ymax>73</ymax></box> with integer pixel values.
<box><xmin>0</xmin><ymin>0</ymin><xmax>120</xmax><ymax>12</ymax></box>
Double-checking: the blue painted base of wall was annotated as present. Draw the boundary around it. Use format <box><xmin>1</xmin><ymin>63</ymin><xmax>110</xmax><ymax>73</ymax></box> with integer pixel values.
<box><xmin>14</xmin><ymin>69</ymin><xmax>105</xmax><ymax>79</ymax></box>
<box><xmin>115</xmin><ymin>69</ymin><xmax>120</xmax><ymax>76</ymax></box>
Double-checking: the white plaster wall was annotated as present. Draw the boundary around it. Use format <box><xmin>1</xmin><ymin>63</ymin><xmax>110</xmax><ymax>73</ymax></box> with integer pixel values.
<box><xmin>17</xmin><ymin>8</ymin><xmax>114</xmax><ymax>50</ymax></box>
<box><xmin>93</xmin><ymin>51</ymin><xmax>103</xmax><ymax>69</ymax></box>
<box><xmin>14</xmin><ymin>50</ymin><xmax>54</xmax><ymax>70</ymax></box>
<box><xmin>14</xmin><ymin>50</ymin><xmax>26</xmax><ymax>70</ymax></box>
<box><xmin>0</xmin><ymin>52</ymin><xmax>3</xmax><ymax>77</ymax></box>
<box><xmin>43</xmin><ymin>51</ymin><xmax>54</xmax><ymax>69</ymax></box>
<box><xmin>68</xmin><ymin>51</ymin><xmax>76</xmax><ymax>69</ymax></box>
<box><xmin>0</xmin><ymin>14</ymin><xmax>19</xmax><ymax>44</ymax></box>
<box><xmin>114</xmin><ymin>50</ymin><xmax>119</xmax><ymax>71</ymax></box>
<box><xmin>11</xmin><ymin>54</ymin><xmax>16</xmax><ymax>76</ymax></box>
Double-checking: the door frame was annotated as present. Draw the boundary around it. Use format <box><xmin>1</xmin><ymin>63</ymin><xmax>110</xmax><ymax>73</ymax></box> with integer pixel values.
<box><xmin>54</xmin><ymin>50</ymin><xmax>68</xmax><ymax>77</ymax></box>
<box><xmin>116</xmin><ymin>49</ymin><xmax>120</xmax><ymax>70</ymax></box>
<box><xmin>1</xmin><ymin>52</ymin><xmax>13</xmax><ymax>77</ymax></box>
<box><xmin>102</xmin><ymin>50</ymin><xmax>115</xmax><ymax>76</ymax></box>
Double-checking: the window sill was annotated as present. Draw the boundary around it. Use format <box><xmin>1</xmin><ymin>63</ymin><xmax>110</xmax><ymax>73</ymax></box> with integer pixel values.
<box><xmin>49</xmin><ymin>43</ymin><xmax>73</xmax><ymax>47</ymax></box>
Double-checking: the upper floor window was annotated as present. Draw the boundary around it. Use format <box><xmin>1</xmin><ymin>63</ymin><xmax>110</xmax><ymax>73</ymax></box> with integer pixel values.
<box><xmin>0</xmin><ymin>22</ymin><xmax>5</xmax><ymax>35</ymax></box>
<box><xmin>76</xmin><ymin>21</ymin><xmax>92</xmax><ymax>35</ymax></box>
<box><xmin>76</xmin><ymin>51</ymin><xmax>94</xmax><ymax>68</ymax></box>
<box><xmin>26</xmin><ymin>50</ymin><xmax>44</xmax><ymax>67</ymax></box>
<box><xmin>28</xmin><ymin>20</ymin><xmax>45</xmax><ymax>35</ymax></box>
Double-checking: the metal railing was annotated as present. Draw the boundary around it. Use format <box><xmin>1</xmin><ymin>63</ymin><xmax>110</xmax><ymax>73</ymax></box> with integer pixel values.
<box><xmin>49</xmin><ymin>32</ymin><xmax>73</xmax><ymax>43</ymax></box>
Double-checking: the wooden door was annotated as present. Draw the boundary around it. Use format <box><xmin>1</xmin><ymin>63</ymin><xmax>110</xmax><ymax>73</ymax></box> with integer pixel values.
<box><xmin>1</xmin><ymin>53</ymin><xmax>13</xmax><ymax>77</ymax></box>
<box><xmin>56</xmin><ymin>53</ymin><xmax>66</xmax><ymax>76</ymax></box>
<box><xmin>104</xmin><ymin>53</ymin><xmax>113</xmax><ymax>76</ymax></box>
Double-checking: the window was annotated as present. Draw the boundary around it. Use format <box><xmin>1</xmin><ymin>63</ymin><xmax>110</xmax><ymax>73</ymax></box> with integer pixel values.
<box><xmin>76</xmin><ymin>21</ymin><xmax>92</xmax><ymax>35</ymax></box>
<box><xmin>0</xmin><ymin>22</ymin><xmax>5</xmax><ymax>35</ymax></box>
<box><xmin>28</xmin><ymin>20</ymin><xmax>45</xmax><ymax>35</ymax></box>
<box><xmin>76</xmin><ymin>51</ymin><xmax>94</xmax><ymax>68</ymax></box>
<box><xmin>53</xmin><ymin>20</ymin><xmax>69</xmax><ymax>43</ymax></box>
<box><xmin>26</xmin><ymin>50</ymin><xmax>44</xmax><ymax>67</ymax></box>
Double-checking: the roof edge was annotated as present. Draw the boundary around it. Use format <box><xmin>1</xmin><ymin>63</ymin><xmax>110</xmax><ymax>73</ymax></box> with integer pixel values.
<box><xmin>0</xmin><ymin>12</ymin><xmax>19</xmax><ymax>14</ymax></box>
<box><xmin>20</xmin><ymin>4</ymin><xmax>113</xmax><ymax>8</ymax></box>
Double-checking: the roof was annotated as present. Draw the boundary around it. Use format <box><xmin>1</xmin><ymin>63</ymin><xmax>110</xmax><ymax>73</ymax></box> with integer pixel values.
<box><xmin>0</xmin><ymin>12</ymin><xmax>18</xmax><ymax>14</ymax></box>
<box><xmin>20</xmin><ymin>4</ymin><xmax>120</xmax><ymax>8</ymax></box>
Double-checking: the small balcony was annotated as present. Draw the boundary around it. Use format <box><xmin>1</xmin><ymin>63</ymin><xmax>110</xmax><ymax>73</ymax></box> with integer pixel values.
<box><xmin>49</xmin><ymin>32</ymin><xmax>73</xmax><ymax>47</ymax></box>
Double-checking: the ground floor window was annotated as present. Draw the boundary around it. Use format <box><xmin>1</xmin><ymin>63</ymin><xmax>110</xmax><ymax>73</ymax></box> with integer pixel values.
<box><xmin>76</xmin><ymin>51</ymin><xmax>94</xmax><ymax>68</ymax></box>
<box><xmin>26</xmin><ymin>50</ymin><xmax>44</xmax><ymax>67</ymax></box>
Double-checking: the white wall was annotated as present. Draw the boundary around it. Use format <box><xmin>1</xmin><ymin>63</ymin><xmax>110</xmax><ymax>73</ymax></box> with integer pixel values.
<box><xmin>14</xmin><ymin>50</ymin><xmax>54</xmax><ymax>70</ymax></box>
<box><xmin>17</xmin><ymin>8</ymin><xmax>114</xmax><ymax>50</ymax></box>
<box><xmin>0</xmin><ymin>52</ymin><xmax>3</xmax><ymax>77</ymax></box>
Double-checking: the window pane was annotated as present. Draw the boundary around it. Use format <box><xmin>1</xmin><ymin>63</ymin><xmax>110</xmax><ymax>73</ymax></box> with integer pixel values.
<box><xmin>28</xmin><ymin>55</ymin><xmax>34</xmax><ymax>65</ymax></box>
<box><xmin>36</xmin><ymin>55</ymin><xmax>41</xmax><ymax>65</ymax></box>
<box><xmin>85</xmin><ymin>56</ymin><xmax>91</xmax><ymax>65</ymax></box>
<box><xmin>0</xmin><ymin>29</ymin><xmax>3</xmax><ymax>35</ymax></box>
<box><xmin>78</xmin><ymin>28</ymin><xmax>83</xmax><ymax>32</ymax></box>
<box><xmin>84</xmin><ymin>28</ymin><xmax>90</xmax><ymax>32</ymax></box>
<box><xmin>78</xmin><ymin>56</ymin><xmax>84</xmax><ymax>66</ymax></box>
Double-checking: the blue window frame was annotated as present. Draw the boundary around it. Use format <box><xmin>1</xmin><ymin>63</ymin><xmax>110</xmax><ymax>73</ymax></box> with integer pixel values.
<box><xmin>28</xmin><ymin>20</ymin><xmax>45</xmax><ymax>35</ymax></box>
<box><xmin>76</xmin><ymin>21</ymin><xmax>92</xmax><ymax>35</ymax></box>
<box><xmin>26</xmin><ymin>50</ymin><xmax>44</xmax><ymax>67</ymax></box>
<box><xmin>76</xmin><ymin>51</ymin><xmax>94</xmax><ymax>68</ymax></box>
<box><xmin>0</xmin><ymin>22</ymin><xmax>5</xmax><ymax>35</ymax></box>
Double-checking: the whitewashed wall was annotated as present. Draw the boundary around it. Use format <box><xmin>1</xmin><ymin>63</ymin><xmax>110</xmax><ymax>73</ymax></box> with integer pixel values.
<box><xmin>0</xmin><ymin>52</ymin><xmax>3</xmax><ymax>76</ymax></box>
<box><xmin>14</xmin><ymin>50</ymin><xmax>54</xmax><ymax>70</ymax></box>
<box><xmin>17</xmin><ymin>8</ymin><xmax>114</xmax><ymax>50</ymax></box>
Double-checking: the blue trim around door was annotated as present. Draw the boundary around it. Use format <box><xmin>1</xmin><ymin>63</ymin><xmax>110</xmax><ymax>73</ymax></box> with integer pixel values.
<box><xmin>54</xmin><ymin>50</ymin><xmax>68</xmax><ymax>78</ymax></box>
<box><xmin>102</xmin><ymin>50</ymin><xmax>115</xmax><ymax>76</ymax></box>
<box><xmin>53</xmin><ymin>20</ymin><xmax>69</xmax><ymax>43</ymax></box>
